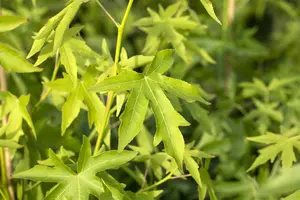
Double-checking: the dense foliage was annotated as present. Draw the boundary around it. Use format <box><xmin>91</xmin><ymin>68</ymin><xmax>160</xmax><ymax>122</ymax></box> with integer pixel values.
<box><xmin>1</xmin><ymin>0</ymin><xmax>300</xmax><ymax>199</ymax></box>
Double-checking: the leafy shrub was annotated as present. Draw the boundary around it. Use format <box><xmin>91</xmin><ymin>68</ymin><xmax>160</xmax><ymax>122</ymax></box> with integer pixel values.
<box><xmin>1</xmin><ymin>0</ymin><xmax>300</xmax><ymax>199</ymax></box>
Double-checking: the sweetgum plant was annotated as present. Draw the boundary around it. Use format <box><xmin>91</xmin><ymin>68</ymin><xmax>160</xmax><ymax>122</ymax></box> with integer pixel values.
<box><xmin>0</xmin><ymin>0</ymin><xmax>300</xmax><ymax>199</ymax></box>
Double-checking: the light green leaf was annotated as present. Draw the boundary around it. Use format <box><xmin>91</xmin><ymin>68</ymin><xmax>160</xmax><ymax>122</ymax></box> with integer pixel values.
<box><xmin>89</xmin><ymin>69</ymin><xmax>143</xmax><ymax>93</ymax></box>
<box><xmin>118</xmin><ymin>83</ymin><xmax>149</xmax><ymax>151</ymax></box>
<box><xmin>53</xmin><ymin>0</ymin><xmax>83</xmax><ymax>53</ymax></box>
<box><xmin>283</xmin><ymin>189</ymin><xmax>300</xmax><ymax>200</ymax></box>
<box><xmin>13</xmin><ymin>137</ymin><xmax>137</xmax><ymax>199</ymax></box>
<box><xmin>144</xmin><ymin>49</ymin><xmax>174</xmax><ymax>75</ymax></box>
<box><xmin>19</xmin><ymin>95</ymin><xmax>36</xmax><ymax>138</ymax></box>
<box><xmin>116</xmin><ymin>93</ymin><xmax>126</xmax><ymax>117</ymax></box>
<box><xmin>33</xmin><ymin>6</ymin><xmax>69</xmax><ymax>40</ymax></box>
<box><xmin>144</xmin><ymin>79</ymin><xmax>189</xmax><ymax>167</ymax></box>
<box><xmin>60</xmin><ymin>41</ymin><xmax>78</xmax><ymax>85</ymax></box>
<box><xmin>27</xmin><ymin>31</ymin><xmax>54</xmax><ymax>59</ymax></box>
<box><xmin>44</xmin><ymin>74</ymin><xmax>74</xmax><ymax>92</ymax></box>
<box><xmin>81</xmin><ymin>83</ymin><xmax>105</xmax><ymax>131</ymax></box>
<box><xmin>199</xmin><ymin>0</ymin><xmax>222</xmax><ymax>25</ymax></box>
<box><xmin>120</xmin><ymin>55</ymin><xmax>154</xmax><ymax>69</ymax></box>
<box><xmin>34</xmin><ymin>42</ymin><xmax>53</xmax><ymax>66</ymax></box>
<box><xmin>152</xmin><ymin>73</ymin><xmax>208</xmax><ymax>103</ymax></box>
<box><xmin>0</xmin><ymin>15</ymin><xmax>27</xmax><ymax>32</ymax></box>
<box><xmin>247</xmin><ymin>131</ymin><xmax>300</xmax><ymax>171</ymax></box>
<box><xmin>0</xmin><ymin>139</ymin><xmax>22</xmax><ymax>148</ymax></box>
<box><xmin>61</xmin><ymin>86</ymin><xmax>82</xmax><ymax>135</ymax></box>
<box><xmin>0</xmin><ymin>42</ymin><xmax>42</xmax><ymax>73</ymax></box>
<box><xmin>184</xmin><ymin>151</ymin><xmax>202</xmax><ymax>187</ymax></box>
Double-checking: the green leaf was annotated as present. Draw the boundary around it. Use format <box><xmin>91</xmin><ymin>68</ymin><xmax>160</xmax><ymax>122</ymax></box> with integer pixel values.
<box><xmin>60</xmin><ymin>41</ymin><xmax>78</xmax><ymax>85</ymax></box>
<box><xmin>13</xmin><ymin>137</ymin><xmax>137</xmax><ymax>199</ymax></box>
<box><xmin>33</xmin><ymin>5</ymin><xmax>69</xmax><ymax>40</ymax></box>
<box><xmin>0</xmin><ymin>42</ymin><xmax>42</xmax><ymax>73</ymax></box>
<box><xmin>184</xmin><ymin>151</ymin><xmax>202</xmax><ymax>187</ymax></box>
<box><xmin>89</xmin><ymin>69</ymin><xmax>143</xmax><ymax>93</ymax></box>
<box><xmin>53</xmin><ymin>0</ymin><xmax>83</xmax><ymax>53</ymax></box>
<box><xmin>144</xmin><ymin>78</ymin><xmax>189</xmax><ymax>167</ymax></box>
<box><xmin>0</xmin><ymin>139</ymin><xmax>22</xmax><ymax>148</ymax></box>
<box><xmin>33</xmin><ymin>42</ymin><xmax>53</xmax><ymax>66</ymax></box>
<box><xmin>247</xmin><ymin>130</ymin><xmax>300</xmax><ymax>171</ymax></box>
<box><xmin>81</xmin><ymin>83</ymin><xmax>105</xmax><ymax>131</ymax></box>
<box><xmin>199</xmin><ymin>0</ymin><xmax>222</xmax><ymax>25</ymax></box>
<box><xmin>0</xmin><ymin>15</ymin><xmax>28</xmax><ymax>32</ymax></box>
<box><xmin>61</xmin><ymin>86</ymin><xmax>82</xmax><ymax>135</ymax></box>
<box><xmin>91</xmin><ymin>50</ymin><xmax>209</xmax><ymax>167</ymax></box>
<box><xmin>120</xmin><ymin>55</ymin><xmax>154</xmax><ymax>69</ymax></box>
<box><xmin>19</xmin><ymin>95</ymin><xmax>37</xmax><ymax>138</ymax></box>
<box><xmin>153</xmin><ymin>73</ymin><xmax>208</xmax><ymax>103</ymax></box>
<box><xmin>118</xmin><ymin>83</ymin><xmax>149</xmax><ymax>151</ymax></box>
<box><xmin>27</xmin><ymin>31</ymin><xmax>54</xmax><ymax>59</ymax></box>
<box><xmin>282</xmin><ymin>189</ymin><xmax>300</xmax><ymax>200</ymax></box>
<box><xmin>116</xmin><ymin>93</ymin><xmax>126</xmax><ymax>117</ymax></box>
<box><xmin>44</xmin><ymin>74</ymin><xmax>74</xmax><ymax>92</ymax></box>
<box><xmin>144</xmin><ymin>49</ymin><xmax>174</xmax><ymax>75</ymax></box>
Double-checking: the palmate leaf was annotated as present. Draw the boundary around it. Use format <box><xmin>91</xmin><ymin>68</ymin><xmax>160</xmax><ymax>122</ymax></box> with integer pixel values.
<box><xmin>13</xmin><ymin>137</ymin><xmax>137</xmax><ymax>200</ymax></box>
<box><xmin>247</xmin><ymin>129</ymin><xmax>300</xmax><ymax>171</ymax></box>
<box><xmin>135</xmin><ymin>3</ymin><xmax>207</xmax><ymax>63</ymax></box>
<box><xmin>90</xmin><ymin>49</ymin><xmax>208</xmax><ymax>167</ymax></box>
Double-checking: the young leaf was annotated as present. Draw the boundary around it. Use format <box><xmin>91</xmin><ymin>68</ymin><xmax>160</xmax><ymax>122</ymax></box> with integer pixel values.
<box><xmin>13</xmin><ymin>137</ymin><xmax>137</xmax><ymax>199</ymax></box>
<box><xmin>0</xmin><ymin>42</ymin><xmax>42</xmax><ymax>73</ymax></box>
<box><xmin>199</xmin><ymin>0</ymin><xmax>222</xmax><ymax>25</ymax></box>
<box><xmin>0</xmin><ymin>15</ymin><xmax>28</xmax><ymax>32</ymax></box>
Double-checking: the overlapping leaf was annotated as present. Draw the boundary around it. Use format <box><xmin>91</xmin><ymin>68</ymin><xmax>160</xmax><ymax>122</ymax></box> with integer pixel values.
<box><xmin>90</xmin><ymin>49</ymin><xmax>208</xmax><ymax>167</ymax></box>
<box><xmin>247</xmin><ymin>129</ymin><xmax>300</xmax><ymax>171</ymax></box>
<box><xmin>13</xmin><ymin>136</ymin><xmax>137</xmax><ymax>200</ymax></box>
<box><xmin>135</xmin><ymin>3</ymin><xmax>211</xmax><ymax>63</ymax></box>
<box><xmin>0</xmin><ymin>92</ymin><xmax>36</xmax><ymax>138</ymax></box>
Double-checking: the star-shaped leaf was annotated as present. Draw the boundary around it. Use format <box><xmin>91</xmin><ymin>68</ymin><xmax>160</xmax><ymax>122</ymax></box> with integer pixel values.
<box><xmin>135</xmin><ymin>3</ymin><xmax>207</xmax><ymax>63</ymax></box>
<box><xmin>13</xmin><ymin>136</ymin><xmax>137</xmax><ymax>199</ymax></box>
<box><xmin>90</xmin><ymin>49</ymin><xmax>208</xmax><ymax>167</ymax></box>
<box><xmin>247</xmin><ymin>129</ymin><xmax>300</xmax><ymax>171</ymax></box>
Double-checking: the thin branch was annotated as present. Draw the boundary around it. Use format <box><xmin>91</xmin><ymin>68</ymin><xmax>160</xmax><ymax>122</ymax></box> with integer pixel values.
<box><xmin>95</xmin><ymin>0</ymin><xmax>120</xmax><ymax>28</ymax></box>
<box><xmin>141</xmin><ymin>166</ymin><xmax>149</xmax><ymax>189</ymax></box>
<box><xmin>138</xmin><ymin>169</ymin><xmax>176</xmax><ymax>193</ymax></box>
<box><xmin>0</xmin><ymin>66</ymin><xmax>15</xmax><ymax>200</ymax></box>
<box><xmin>93</xmin><ymin>0</ymin><xmax>134</xmax><ymax>155</ymax></box>
<box><xmin>171</xmin><ymin>174</ymin><xmax>192</xmax><ymax>180</ymax></box>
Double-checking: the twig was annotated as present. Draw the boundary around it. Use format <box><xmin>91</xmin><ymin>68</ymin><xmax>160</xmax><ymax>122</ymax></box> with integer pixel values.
<box><xmin>141</xmin><ymin>166</ymin><xmax>149</xmax><ymax>189</ymax></box>
<box><xmin>138</xmin><ymin>169</ymin><xmax>176</xmax><ymax>193</ymax></box>
<box><xmin>93</xmin><ymin>0</ymin><xmax>134</xmax><ymax>155</ymax></box>
<box><xmin>95</xmin><ymin>0</ymin><xmax>120</xmax><ymax>28</ymax></box>
<box><xmin>170</xmin><ymin>174</ymin><xmax>191</xmax><ymax>180</ymax></box>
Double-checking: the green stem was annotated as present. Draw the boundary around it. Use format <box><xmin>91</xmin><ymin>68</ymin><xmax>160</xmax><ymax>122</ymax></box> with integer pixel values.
<box><xmin>93</xmin><ymin>0</ymin><xmax>134</xmax><ymax>155</ymax></box>
<box><xmin>138</xmin><ymin>169</ymin><xmax>176</xmax><ymax>193</ymax></box>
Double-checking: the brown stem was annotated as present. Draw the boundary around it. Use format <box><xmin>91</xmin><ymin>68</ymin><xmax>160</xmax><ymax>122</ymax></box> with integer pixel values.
<box><xmin>0</xmin><ymin>66</ymin><xmax>15</xmax><ymax>200</ymax></box>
